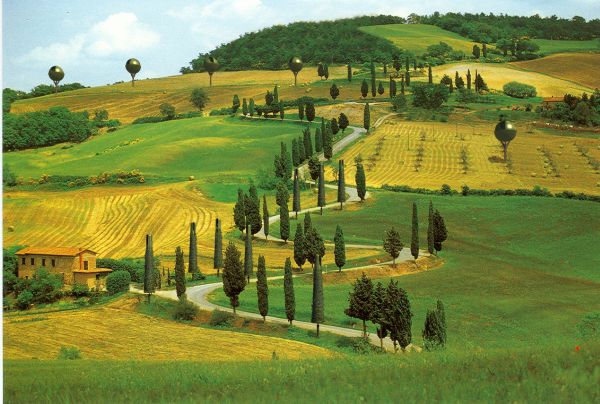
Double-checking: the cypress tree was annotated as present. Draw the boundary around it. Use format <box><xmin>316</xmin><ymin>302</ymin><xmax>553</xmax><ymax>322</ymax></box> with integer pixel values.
<box><xmin>323</xmin><ymin>125</ymin><xmax>333</xmax><ymax>160</ymax></box>
<box><xmin>329</xmin><ymin>83</ymin><xmax>339</xmax><ymax>100</ymax></box>
<box><xmin>389</xmin><ymin>76</ymin><xmax>394</xmax><ymax>97</ymax></box>
<box><xmin>370</xmin><ymin>61</ymin><xmax>376</xmax><ymax>97</ymax></box>
<box><xmin>428</xmin><ymin>65</ymin><xmax>433</xmax><ymax>84</ymax></box>
<box><xmin>413</xmin><ymin>59</ymin><xmax>417</xmax><ymax>71</ymax></box>
<box><xmin>303</xmin><ymin>127</ymin><xmax>313</xmax><ymax>157</ymax></box>
<box><xmin>232</xmin><ymin>94</ymin><xmax>240</xmax><ymax>114</ymax></box>
<box><xmin>281</xmin><ymin>142</ymin><xmax>293</xmax><ymax>180</ymax></box>
<box><xmin>433</xmin><ymin>209</ymin><xmax>448</xmax><ymax>254</ymax></box>
<box><xmin>330</xmin><ymin>118</ymin><xmax>339</xmax><ymax>135</ymax></box>
<box><xmin>400</xmin><ymin>75</ymin><xmax>405</xmax><ymax>94</ymax></box>
<box><xmin>422</xmin><ymin>309</ymin><xmax>444</xmax><ymax>351</ymax></box>
<box><xmin>363</xmin><ymin>103</ymin><xmax>370</xmax><ymax>131</ymax></box>
<box><xmin>345</xmin><ymin>272</ymin><xmax>372</xmax><ymax>336</ymax></box>
<box><xmin>334</xmin><ymin>224</ymin><xmax>346</xmax><ymax>272</ymax></box>
<box><xmin>315</xmin><ymin>127</ymin><xmax>322</xmax><ymax>153</ymax></box>
<box><xmin>411</xmin><ymin>202</ymin><xmax>419</xmax><ymax>263</ymax></box>
<box><xmin>427</xmin><ymin>201</ymin><xmax>434</xmax><ymax>254</ymax></box>
<box><xmin>144</xmin><ymin>234</ymin><xmax>155</xmax><ymax>301</ymax></box>
<box><xmin>324</xmin><ymin>64</ymin><xmax>329</xmax><ymax>80</ymax></box>
<box><xmin>249</xmin><ymin>98</ymin><xmax>255</xmax><ymax>117</ymax></box>
<box><xmin>167</xmin><ymin>268</ymin><xmax>171</xmax><ymax>287</ymax></box>
<box><xmin>256</xmin><ymin>255</ymin><xmax>268</xmax><ymax>321</ymax></box>
<box><xmin>377</xmin><ymin>81</ymin><xmax>384</xmax><ymax>96</ymax></box>
<box><xmin>383</xmin><ymin>62</ymin><xmax>387</xmax><ymax>74</ymax></box>
<box><xmin>304</xmin><ymin>211</ymin><xmax>312</xmax><ymax>233</ymax></box>
<box><xmin>174</xmin><ymin>246</ymin><xmax>186</xmax><ymax>299</ymax></box>
<box><xmin>321</xmin><ymin>117</ymin><xmax>326</xmax><ymax>140</ymax></box>
<box><xmin>347</xmin><ymin>63</ymin><xmax>352</xmax><ymax>82</ymax></box>
<box><xmin>361</xmin><ymin>79</ymin><xmax>368</xmax><ymax>98</ymax></box>
<box><xmin>317</xmin><ymin>163</ymin><xmax>325</xmax><ymax>215</ymax></box>
<box><xmin>291</xmin><ymin>139</ymin><xmax>300</xmax><ymax>167</ymax></box>
<box><xmin>214</xmin><ymin>218</ymin><xmax>223</xmax><ymax>276</ymax></box>
<box><xmin>337</xmin><ymin>159</ymin><xmax>346</xmax><ymax>209</ymax></box>
<box><xmin>293</xmin><ymin>223</ymin><xmax>306</xmax><ymax>271</ymax></box>
<box><xmin>222</xmin><ymin>242</ymin><xmax>245</xmax><ymax>313</ymax></box>
<box><xmin>244</xmin><ymin>224</ymin><xmax>253</xmax><ymax>283</ymax></box>
<box><xmin>355</xmin><ymin>162</ymin><xmax>366</xmax><ymax>201</ymax></box>
<box><xmin>437</xmin><ymin>299</ymin><xmax>447</xmax><ymax>344</ymax></box>
<box><xmin>338</xmin><ymin>113</ymin><xmax>349</xmax><ymax>133</ymax></box>
<box><xmin>371</xmin><ymin>282</ymin><xmax>388</xmax><ymax>348</ymax></box>
<box><xmin>317</xmin><ymin>62</ymin><xmax>324</xmax><ymax>79</ymax></box>
<box><xmin>279</xmin><ymin>101</ymin><xmax>284</xmax><ymax>120</ymax></box>
<box><xmin>284</xmin><ymin>257</ymin><xmax>296</xmax><ymax>324</ymax></box>
<box><xmin>384</xmin><ymin>280</ymin><xmax>413</xmax><ymax>351</ymax></box>
<box><xmin>405</xmin><ymin>57</ymin><xmax>410</xmax><ymax>72</ymax></box>
<box><xmin>305</xmin><ymin>102</ymin><xmax>315</xmax><ymax>122</ymax></box>
<box><xmin>298</xmin><ymin>102</ymin><xmax>305</xmax><ymax>121</ymax></box>
<box><xmin>466</xmin><ymin>69</ymin><xmax>472</xmax><ymax>90</ymax></box>
<box><xmin>242</xmin><ymin>98</ymin><xmax>248</xmax><ymax>115</ymax></box>
<box><xmin>233</xmin><ymin>189</ymin><xmax>246</xmax><ymax>232</ymax></box>
<box><xmin>304</xmin><ymin>226</ymin><xmax>325</xmax><ymax>267</ymax></box>
<box><xmin>293</xmin><ymin>168</ymin><xmax>301</xmax><ymax>218</ymax></box>
<box><xmin>280</xmin><ymin>202</ymin><xmax>290</xmax><ymax>243</ymax></box>
<box><xmin>475</xmin><ymin>69</ymin><xmax>479</xmax><ymax>92</ymax></box>
<box><xmin>383</xmin><ymin>227</ymin><xmax>403</xmax><ymax>265</ymax></box>
<box><xmin>246</xmin><ymin>185</ymin><xmax>262</xmax><ymax>235</ymax></box>
<box><xmin>262</xmin><ymin>195</ymin><xmax>269</xmax><ymax>240</ymax></box>
<box><xmin>482</xmin><ymin>43</ymin><xmax>488</xmax><ymax>58</ymax></box>
<box><xmin>188</xmin><ymin>222</ymin><xmax>198</xmax><ymax>274</ymax></box>
<box><xmin>311</xmin><ymin>256</ymin><xmax>324</xmax><ymax>337</ymax></box>
<box><xmin>405</xmin><ymin>71</ymin><xmax>410</xmax><ymax>86</ymax></box>
<box><xmin>276</xmin><ymin>179</ymin><xmax>289</xmax><ymax>208</ymax></box>
<box><xmin>298</xmin><ymin>136</ymin><xmax>306</xmax><ymax>163</ymax></box>
<box><xmin>273</xmin><ymin>85</ymin><xmax>279</xmax><ymax>104</ymax></box>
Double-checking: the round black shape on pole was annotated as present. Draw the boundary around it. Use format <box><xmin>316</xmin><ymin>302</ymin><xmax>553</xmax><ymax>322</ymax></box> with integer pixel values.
<box><xmin>494</xmin><ymin>119</ymin><xmax>517</xmax><ymax>162</ymax></box>
<box><xmin>48</xmin><ymin>66</ymin><xmax>64</xmax><ymax>93</ymax></box>
<box><xmin>126</xmin><ymin>58</ymin><xmax>141</xmax><ymax>86</ymax></box>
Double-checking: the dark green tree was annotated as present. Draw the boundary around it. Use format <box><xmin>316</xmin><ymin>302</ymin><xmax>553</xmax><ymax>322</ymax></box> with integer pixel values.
<box><xmin>338</xmin><ymin>113</ymin><xmax>349</xmax><ymax>133</ymax></box>
<box><xmin>174</xmin><ymin>246</ymin><xmax>186</xmax><ymax>299</ymax></box>
<box><xmin>317</xmin><ymin>62</ymin><xmax>324</xmax><ymax>79</ymax></box>
<box><xmin>291</xmin><ymin>139</ymin><xmax>300</xmax><ymax>167</ymax></box>
<box><xmin>428</xmin><ymin>65</ymin><xmax>433</xmax><ymax>84</ymax></box>
<box><xmin>189</xmin><ymin>222</ymin><xmax>204</xmax><ymax>280</ymax></box>
<box><xmin>276</xmin><ymin>180</ymin><xmax>289</xmax><ymax>208</ymax></box>
<box><xmin>232</xmin><ymin>94</ymin><xmax>240</xmax><ymax>114</ymax></box>
<box><xmin>355</xmin><ymin>162</ymin><xmax>366</xmax><ymax>201</ymax></box>
<box><xmin>315</xmin><ymin>127</ymin><xmax>323</xmax><ymax>153</ymax></box>
<box><xmin>244</xmin><ymin>224</ymin><xmax>253</xmax><ymax>283</ymax></box>
<box><xmin>324</xmin><ymin>64</ymin><xmax>329</xmax><ymax>80</ymax></box>
<box><xmin>144</xmin><ymin>234</ymin><xmax>155</xmax><ymax>301</ymax></box>
<box><xmin>262</xmin><ymin>195</ymin><xmax>270</xmax><ymax>240</ymax></box>
<box><xmin>214</xmin><ymin>218</ymin><xmax>223</xmax><ymax>276</ymax></box>
<box><xmin>273</xmin><ymin>85</ymin><xmax>279</xmax><ymax>104</ymax></box>
<box><xmin>280</xmin><ymin>202</ymin><xmax>290</xmax><ymax>243</ymax></box>
<box><xmin>482</xmin><ymin>43</ymin><xmax>488</xmax><ymax>58</ymax></box>
<box><xmin>256</xmin><ymin>255</ymin><xmax>268</xmax><ymax>321</ymax></box>
<box><xmin>383</xmin><ymin>227</ymin><xmax>403</xmax><ymax>265</ymax></box>
<box><xmin>475</xmin><ymin>74</ymin><xmax>488</xmax><ymax>92</ymax></box>
<box><xmin>330</xmin><ymin>118</ymin><xmax>339</xmax><ymax>135</ymax></box>
<box><xmin>371</xmin><ymin>282</ymin><xmax>388</xmax><ymax>348</ymax></box>
<box><xmin>249</xmin><ymin>98</ymin><xmax>255</xmax><ymax>116</ymax></box>
<box><xmin>222</xmin><ymin>242</ymin><xmax>246</xmax><ymax>313</ymax></box>
<box><xmin>337</xmin><ymin>159</ymin><xmax>346</xmax><ymax>209</ymax></box>
<box><xmin>293</xmin><ymin>168</ymin><xmax>301</xmax><ymax>218</ymax></box>
<box><xmin>246</xmin><ymin>184</ymin><xmax>262</xmax><ymax>235</ymax></box>
<box><xmin>293</xmin><ymin>223</ymin><xmax>306</xmax><ymax>271</ymax></box>
<box><xmin>466</xmin><ymin>69</ymin><xmax>472</xmax><ymax>90</ymax></box>
<box><xmin>347</xmin><ymin>63</ymin><xmax>352</xmax><ymax>81</ymax></box>
<box><xmin>423</xmin><ymin>309</ymin><xmax>444</xmax><ymax>350</ymax></box>
<box><xmin>472</xmin><ymin>44</ymin><xmax>481</xmax><ymax>58</ymax></box>
<box><xmin>190</xmin><ymin>88</ymin><xmax>210</xmax><ymax>111</ymax></box>
<box><xmin>284</xmin><ymin>257</ymin><xmax>296</xmax><ymax>324</ymax></box>
<box><xmin>377</xmin><ymin>81</ymin><xmax>384</xmax><ymax>95</ymax></box>
<box><xmin>411</xmin><ymin>202</ymin><xmax>419</xmax><ymax>263</ymax></box>
<box><xmin>370</xmin><ymin>61</ymin><xmax>377</xmax><ymax>97</ymax></box>
<box><xmin>159</xmin><ymin>103</ymin><xmax>176</xmax><ymax>120</ymax></box>
<box><xmin>304</xmin><ymin>226</ymin><xmax>325</xmax><ymax>267</ymax></box>
<box><xmin>427</xmin><ymin>201</ymin><xmax>435</xmax><ymax>255</ymax></box>
<box><xmin>308</xmin><ymin>155</ymin><xmax>320</xmax><ymax>181</ymax></box>
<box><xmin>304</xmin><ymin>211</ymin><xmax>312</xmax><ymax>233</ymax></box>
<box><xmin>330</xmin><ymin>83</ymin><xmax>340</xmax><ymax>100</ymax></box>
<box><xmin>305</xmin><ymin>102</ymin><xmax>315</xmax><ymax>122</ymax></box>
<box><xmin>334</xmin><ymin>225</ymin><xmax>346</xmax><ymax>272</ymax></box>
<box><xmin>345</xmin><ymin>272</ymin><xmax>372</xmax><ymax>336</ymax></box>
<box><xmin>279</xmin><ymin>102</ymin><xmax>285</xmax><ymax>120</ymax></box>
<box><xmin>265</xmin><ymin>90</ymin><xmax>274</xmax><ymax>106</ymax></box>
<box><xmin>242</xmin><ymin>98</ymin><xmax>248</xmax><ymax>115</ymax></box>
<box><xmin>363</xmin><ymin>103</ymin><xmax>370</xmax><ymax>131</ymax></box>
<box><xmin>455</xmin><ymin>75</ymin><xmax>465</xmax><ymax>89</ymax></box>
<box><xmin>303</xmin><ymin>127</ymin><xmax>313</xmax><ymax>156</ymax></box>
<box><xmin>323</xmin><ymin>125</ymin><xmax>333</xmax><ymax>160</ymax></box>
<box><xmin>437</xmin><ymin>299</ymin><xmax>447</xmax><ymax>344</ymax></box>
<box><xmin>400</xmin><ymin>75</ymin><xmax>405</xmax><ymax>94</ymax></box>
<box><xmin>311</xmin><ymin>256</ymin><xmax>324</xmax><ymax>337</ymax></box>
<box><xmin>384</xmin><ymin>280</ymin><xmax>413</xmax><ymax>351</ymax></box>
<box><xmin>298</xmin><ymin>136</ymin><xmax>306</xmax><ymax>162</ymax></box>
<box><xmin>233</xmin><ymin>189</ymin><xmax>246</xmax><ymax>232</ymax></box>
<box><xmin>298</xmin><ymin>102</ymin><xmax>305</xmax><ymax>121</ymax></box>
<box><xmin>361</xmin><ymin>79</ymin><xmax>368</xmax><ymax>98</ymax></box>
<box><xmin>433</xmin><ymin>209</ymin><xmax>448</xmax><ymax>254</ymax></box>
<box><xmin>405</xmin><ymin>71</ymin><xmax>410</xmax><ymax>86</ymax></box>
<box><xmin>317</xmin><ymin>163</ymin><xmax>326</xmax><ymax>215</ymax></box>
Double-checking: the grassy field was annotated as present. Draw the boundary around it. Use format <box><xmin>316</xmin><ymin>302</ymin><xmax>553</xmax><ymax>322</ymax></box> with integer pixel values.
<box><xmin>533</xmin><ymin>38</ymin><xmax>600</xmax><ymax>54</ymax></box>
<box><xmin>359</xmin><ymin>23</ymin><xmax>477</xmax><ymax>54</ymax></box>
<box><xmin>212</xmin><ymin>190</ymin><xmax>600</xmax><ymax>350</ymax></box>
<box><xmin>10</xmin><ymin>67</ymin><xmax>352</xmax><ymax>123</ymax></box>
<box><xmin>333</xmin><ymin>117</ymin><xmax>600</xmax><ymax>194</ymax></box>
<box><xmin>3</xmin><ymin>296</ymin><xmax>332</xmax><ymax>361</ymax></box>
<box><xmin>512</xmin><ymin>53</ymin><xmax>600</xmax><ymax>90</ymax></box>
<box><xmin>5</xmin><ymin>343</ymin><xmax>598</xmax><ymax>402</ymax></box>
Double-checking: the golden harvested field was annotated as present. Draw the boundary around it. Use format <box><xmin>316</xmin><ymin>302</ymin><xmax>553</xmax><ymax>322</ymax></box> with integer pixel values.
<box><xmin>511</xmin><ymin>53</ymin><xmax>600</xmax><ymax>90</ymax></box>
<box><xmin>333</xmin><ymin>117</ymin><xmax>600</xmax><ymax>194</ymax></box>
<box><xmin>3</xmin><ymin>298</ymin><xmax>332</xmax><ymax>361</ymax></box>
<box><xmin>11</xmin><ymin>67</ymin><xmax>351</xmax><ymax>124</ymax></box>
<box><xmin>432</xmin><ymin>63</ymin><xmax>592</xmax><ymax>96</ymax></box>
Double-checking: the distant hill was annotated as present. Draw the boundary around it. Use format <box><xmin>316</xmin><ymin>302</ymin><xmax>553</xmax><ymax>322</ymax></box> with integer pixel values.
<box><xmin>181</xmin><ymin>15</ymin><xmax>405</xmax><ymax>72</ymax></box>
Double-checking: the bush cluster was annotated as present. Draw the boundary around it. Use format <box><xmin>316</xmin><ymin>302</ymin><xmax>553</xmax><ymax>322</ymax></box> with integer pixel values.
<box><xmin>172</xmin><ymin>296</ymin><xmax>199</xmax><ymax>321</ymax></box>
<box><xmin>503</xmin><ymin>82</ymin><xmax>537</xmax><ymax>98</ymax></box>
<box><xmin>131</xmin><ymin>111</ymin><xmax>201</xmax><ymax>125</ymax></box>
<box><xmin>105</xmin><ymin>270</ymin><xmax>131</xmax><ymax>295</ymax></box>
<box><xmin>209</xmin><ymin>310</ymin><xmax>235</xmax><ymax>327</ymax></box>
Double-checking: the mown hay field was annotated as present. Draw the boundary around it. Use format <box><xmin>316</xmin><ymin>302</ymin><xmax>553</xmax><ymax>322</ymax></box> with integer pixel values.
<box><xmin>3</xmin><ymin>298</ymin><xmax>332</xmax><ymax>361</ymax></box>
<box><xmin>10</xmin><ymin>67</ymin><xmax>352</xmax><ymax>123</ymax></box>
<box><xmin>333</xmin><ymin>117</ymin><xmax>600</xmax><ymax>194</ymax></box>
<box><xmin>359</xmin><ymin>23</ymin><xmax>477</xmax><ymax>54</ymax></box>
<box><xmin>511</xmin><ymin>53</ymin><xmax>600</xmax><ymax>90</ymax></box>
<box><xmin>431</xmin><ymin>63</ymin><xmax>592</xmax><ymax>96</ymax></box>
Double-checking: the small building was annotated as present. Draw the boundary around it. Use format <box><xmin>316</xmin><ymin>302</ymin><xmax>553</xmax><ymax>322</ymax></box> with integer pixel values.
<box><xmin>542</xmin><ymin>97</ymin><xmax>564</xmax><ymax>110</ymax></box>
<box><xmin>15</xmin><ymin>247</ymin><xmax>112</xmax><ymax>289</ymax></box>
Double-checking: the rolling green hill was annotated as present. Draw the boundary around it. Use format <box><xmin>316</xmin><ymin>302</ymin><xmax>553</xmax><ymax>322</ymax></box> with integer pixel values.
<box><xmin>359</xmin><ymin>24</ymin><xmax>476</xmax><ymax>55</ymax></box>
<box><xmin>533</xmin><ymin>38</ymin><xmax>600</xmax><ymax>54</ymax></box>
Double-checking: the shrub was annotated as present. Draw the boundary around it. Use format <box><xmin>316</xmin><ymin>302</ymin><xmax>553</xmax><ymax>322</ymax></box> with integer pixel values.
<box><xmin>172</xmin><ymin>296</ymin><xmax>199</xmax><ymax>321</ymax></box>
<box><xmin>335</xmin><ymin>337</ymin><xmax>384</xmax><ymax>354</ymax></box>
<box><xmin>57</xmin><ymin>346</ymin><xmax>82</xmax><ymax>360</ymax></box>
<box><xmin>412</xmin><ymin>83</ymin><xmax>450</xmax><ymax>109</ymax></box>
<box><xmin>209</xmin><ymin>309</ymin><xmax>235</xmax><ymax>327</ymax></box>
<box><xmin>461</xmin><ymin>185</ymin><xmax>470</xmax><ymax>196</ymax></box>
<box><xmin>440</xmin><ymin>184</ymin><xmax>453</xmax><ymax>195</ymax></box>
<box><xmin>29</xmin><ymin>269</ymin><xmax>63</xmax><ymax>304</ymax></box>
<box><xmin>15</xmin><ymin>290</ymin><xmax>33</xmax><ymax>310</ymax></box>
<box><xmin>577</xmin><ymin>312</ymin><xmax>600</xmax><ymax>340</ymax></box>
<box><xmin>71</xmin><ymin>283</ymin><xmax>89</xmax><ymax>298</ymax></box>
<box><xmin>391</xmin><ymin>95</ymin><xmax>407</xmax><ymax>112</ymax></box>
<box><xmin>106</xmin><ymin>271</ymin><xmax>131</xmax><ymax>295</ymax></box>
<box><xmin>503</xmin><ymin>82</ymin><xmax>537</xmax><ymax>98</ymax></box>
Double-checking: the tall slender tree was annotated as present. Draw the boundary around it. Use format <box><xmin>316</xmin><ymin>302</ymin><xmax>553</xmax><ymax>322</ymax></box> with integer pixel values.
<box><xmin>174</xmin><ymin>246</ymin><xmax>186</xmax><ymax>299</ymax></box>
<box><xmin>280</xmin><ymin>203</ymin><xmax>290</xmax><ymax>243</ymax></box>
<box><xmin>383</xmin><ymin>227</ymin><xmax>403</xmax><ymax>266</ymax></box>
<box><xmin>315</xmin><ymin>127</ymin><xmax>323</xmax><ymax>153</ymax></box>
<box><xmin>334</xmin><ymin>225</ymin><xmax>346</xmax><ymax>272</ymax></box>
<box><xmin>329</xmin><ymin>83</ymin><xmax>339</xmax><ymax>100</ymax></box>
<box><xmin>249</xmin><ymin>98</ymin><xmax>255</xmax><ymax>117</ymax></box>
<box><xmin>370</xmin><ymin>61</ymin><xmax>376</xmax><ymax>97</ymax></box>
<box><xmin>291</xmin><ymin>139</ymin><xmax>299</xmax><ymax>167</ymax></box>
<box><xmin>284</xmin><ymin>257</ymin><xmax>296</xmax><ymax>324</ymax></box>
<box><xmin>305</xmin><ymin>101</ymin><xmax>315</xmax><ymax>122</ymax></box>
<box><xmin>273</xmin><ymin>85</ymin><xmax>279</xmax><ymax>104</ymax></box>
<box><xmin>427</xmin><ymin>201</ymin><xmax>434</xmax><ymax>254</ymax></box>
<box><xmin>262</xmin><ymin>195</ymin><xmax>269</xmax><ymax>240</ymax></box>
<box><xmin>331</xmin><ymin>118</ymin><xmax>339</xmax><ymax>135</ymax></box>
<box><xmin>466</xmin><ymin>69</ymin><xmax>472</xmax><ymax>90</ymax></box>
<box><xmin>298</xmin><ymin>136</ymin><xmax>306</xmax><ymax>163</ymax></box>
<box><xmin>338</xmin><ymin>113</ymin><xmax>349</xmax><ymax>133</ymax></box>
<box><xmin>233</xmin><ymin>189</ymin><xmax>246</xmax><ymax>232</ymax></box>
<box><xmin>256</xmin><ymin>255</ymin><xmax>268</xmax><ymax>321</ymax></box>
<box><xmin>303</xmin><ymin>127</ymin><xmax>313</xmax><ymax>157</ymax></box>
<box><xmin>298</xmin><ymin>102</ymin><xmax>305</xmax><ymax>121</ymax></box>
<box><xmin>433</xmin><ymin>210</ymin><xmax>448</xmax><ymax>254</ymax></box>
<box><xmin>304</xmin><ymin>212</ymin><xmax>312</xmax><ymax>233</ymax></box>
<box><xmin>345</xmin><ymin>272</ymin><xmax>372</xmax><ymax>337</ymax></box>
<box><xmin>323</xmin><ymin>125</ymin><xmax>333</xmax><ymax>160</ymax></box>
<box><xmin>144</xmin><ymin>234</ymin><xmax>155</xmax><ymax>301</ymax></box>
<box><xmin>232</xmin><ymin>94</ymin><xmax>240</xmax><ymax>114</ymax></box>
<box><xmin>242</xmin><ymin>98</ymin><xmax>248</xmax><ymax>115</ymax></box>
<box><xmin>246</xmin><ymin>185</ymin><xmax>262</xmax><ymax>235</ymax></box>
<box><xmin>411</xmin><ymin>202</ymin><xmax>419</xmax><ymax>263</ymax></box>
<box><xmin>293</xmin><ymin>168</ymin><xmax>301</xmax><ymax>218</ymax></box>
<box><xmin>384</xmin><ymin>280</ymin><xmax>413</xmax><ymax>351</ymax></box>
<box><xmin>371</xmin><ymin>282</ymin><xmax>388</xmax><ymax>348</ymax></box>
<box><xmin>405</xmin><ymin>71</ymin><xmax>410</xmax><ymax>86</ymax></box>
<box><xmin>355</xmin><ymin>162</ymin><xmax>366</xmax><ymax>201</ymax></box>
<box><xmin>188</xmin><ymin>222</ymin><xmax>199</xmax><ymax>275</ymax></box>
<box><xmin>222</xmin><ymin>242</ymin><xmax>245</xmax><ymax>314</ymax></box>
<box><xmin>337</xmin><ymin>159</ymin><xmax>346</xmax><ymax>209</ymax></box>
<box><xmin>377</xmin><ymin>81</ymin><xmax>384</xmax><ymax>96</ymax></box>
<box><xmin>428</xmin><ymin>65</ymin><xmax>433</xmax><ymax>84</ymax></box>
<box><xmin>311</xmin><ymin>256</ymin><xmax>324</xmax><ymax>337</ymax></box>
<box><xmin>293</xmin><ymin>223</ymin><xmax>306</xmax><ymax>271</ymax></box>
<box><xmin>244</xmin><ymin>224</ymin><xmax>253</xmax><ymax>283</ymax></box>
<box><xmin>214</xmin><ymin>218</ymin><xmax>223</xmax><ymax>276</ymax></box>
<box><xmin>364</xmin><ymin>103</ymin><xmax>370</xmax><ymax>131</ymax></box>
<box><xmin>317</xmin><ymin>163</ymin><xmax>326</xmax><ymax>215</ymax></box>
<box><xmin>400</xmin><ymin>74</ymin><xmax>405</xmax><ymax>94</ymax></box>
<box><xmin>361</xmin><ymin>79</ymin><xmax>368</xmax><ymax>98</ymax></box>
<box><xmin>347</xmin><ymin>63</ymin><xmax>352</xmax><ymax>82</ymax></box>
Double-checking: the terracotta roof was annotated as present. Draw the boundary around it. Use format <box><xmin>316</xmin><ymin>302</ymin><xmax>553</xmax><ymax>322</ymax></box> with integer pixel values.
<box><xmin>543</xmin><ymin>97</ymin><xmax>564</xmax><ymax>102</ymax></box>
<box><xmin>15</xmin><ymin>247</ymin><xmax>97</xmax><ymax>256</ymax></box>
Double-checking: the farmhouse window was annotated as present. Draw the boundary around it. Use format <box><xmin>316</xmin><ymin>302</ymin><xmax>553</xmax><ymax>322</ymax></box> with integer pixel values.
<box><xmin>30</xmin><ymin>258</ymin><xmax>35</xmax><ymax>265</ymax></box>
<box><xmin>52</xmin><ymin>259</ymin><xmax>56</xmax><ymax>267</ymax></box>
<box><xmin>21</xmin><ymin>258</ymin><xmax>25</xmax><ymax>265</ymax></box>
<box><xmin>84</xmin><ymin>261</ymin><xmax>89</xmax><ymax>270</ymax></box>
<box><xmin>42</xmin><ymin>259</ymin><xmax>46</xmax><ymax>266</ymax></box>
